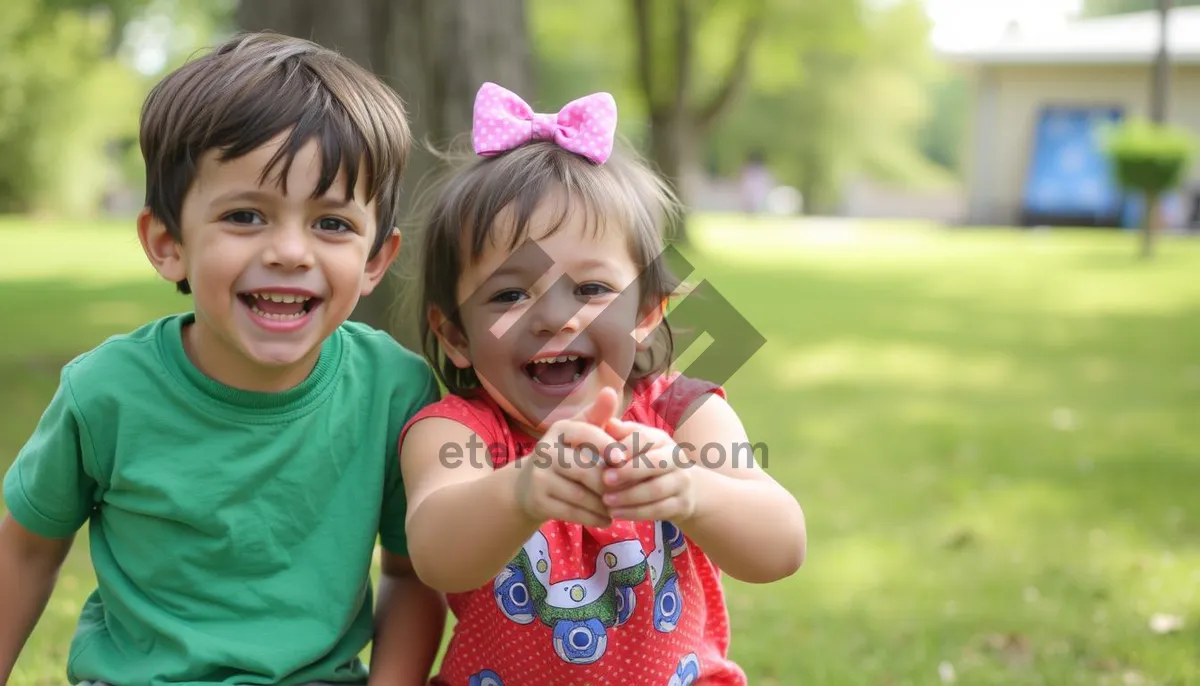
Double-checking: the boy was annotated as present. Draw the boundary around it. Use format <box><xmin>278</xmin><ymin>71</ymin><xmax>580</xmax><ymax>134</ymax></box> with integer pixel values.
<box><xmin>0</xmin><ymin>32</ymin><xmax>445</xmax><ymax>685</ymax></box>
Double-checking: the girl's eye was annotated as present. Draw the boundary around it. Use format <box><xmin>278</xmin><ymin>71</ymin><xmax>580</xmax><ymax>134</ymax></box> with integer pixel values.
<box><xmin>577</xmin><ymin>283</ymin><xmax>614</xmax><ymax>297</ymax></box>
<box><xmin>225</xmin><ymin>210</ymin><xmax>264</xmax><ymax>225</ymax></box>
<box><xmin>491</xmin><ymin>289</ymin><xmax>526</xmax><ymax>304</ymax></box>
<box><xmin>317</xmin><ymin>217</ymin><xmax>353</xmax><ymax>233</ymax></box>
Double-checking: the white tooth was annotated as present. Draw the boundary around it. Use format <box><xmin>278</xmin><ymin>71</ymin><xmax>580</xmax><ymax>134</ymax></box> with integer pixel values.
<box><xmin>280</xmin><ymin>294</ymin><xmax>296</xmax><ymax>304</ymax></box>
<box><xmin>566</xmin><ymin>355</ymin><xmax>578</xmax><ymax>362</ymax></box>
<box><xmin>573</xmin><ymin>372</ymin><xmax>581</xmax><ymax>381</ymax></box>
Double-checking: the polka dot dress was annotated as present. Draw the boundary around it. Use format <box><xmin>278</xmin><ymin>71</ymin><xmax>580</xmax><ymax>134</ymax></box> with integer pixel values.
<box><xmin>400</xmin><ymin>373</ymin><xmax>748</xmax><ymax>686</ymax></box>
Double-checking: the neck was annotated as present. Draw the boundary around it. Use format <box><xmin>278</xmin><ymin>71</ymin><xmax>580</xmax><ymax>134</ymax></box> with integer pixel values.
<box><xmin>182</xmin><ymin>319</ymin><xmax>318</xmax><ymax>393</ymax></box>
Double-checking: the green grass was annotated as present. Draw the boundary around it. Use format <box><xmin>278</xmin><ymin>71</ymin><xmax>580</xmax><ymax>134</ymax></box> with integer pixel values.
<box><xmin>3</xmin><ymin>215</ymin><xmax>1199</xmax><ymax>685</ymax></box>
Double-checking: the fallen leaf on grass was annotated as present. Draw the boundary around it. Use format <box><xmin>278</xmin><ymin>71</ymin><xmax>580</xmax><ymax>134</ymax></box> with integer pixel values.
<box><xmin>943</xmin><ymin>528</ymin><xmax>975</xmax><ymax>550</ymax></box>
<box><xmin>1051</xmin><ymin>407</ymin><xmax>1077</xmax><ymax>431</ymax></box>
<box><xmin>1148</xmin><ymin>612</ymin><xmax>1184</xmax><ymax>634</ymax></box>
<box><xmin>981</xmin><ymin>633</ymin><xmax>1034</xmax><ymax>667</ymax></box>
<box><xmin>1088</xmin><ymin>657</ymin><xmax>1121</xmax><ymax>673</ymax></box>
<box><xmin>937</xmin><ymin>661</ymin><xmax>956</xmax><ymax>683</ymax></box>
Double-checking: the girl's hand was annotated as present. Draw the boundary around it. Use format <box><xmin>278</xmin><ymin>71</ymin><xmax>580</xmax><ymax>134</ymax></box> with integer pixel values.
<box><xmin>599</xmin><ymin>419</ymin><xmax>697</xmax><ymax>522</ymax></box>
<box><xmin>514</xmin><ymin>388</ymin><xmax>624</xmax><ymax>529</ymax></box>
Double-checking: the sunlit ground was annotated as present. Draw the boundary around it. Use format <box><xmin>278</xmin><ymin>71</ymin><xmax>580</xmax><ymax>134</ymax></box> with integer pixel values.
<box><xmin>2</xmin><ymin>214</ymin><xmax>1199</xmax><ymax>685</ymax></box>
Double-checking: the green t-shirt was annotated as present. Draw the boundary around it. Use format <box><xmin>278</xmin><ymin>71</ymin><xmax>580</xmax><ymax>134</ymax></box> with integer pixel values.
<box><xmin>3</xmin><ymin>312</ymin><xmax>439</xmax><ymax>685</ymax></box>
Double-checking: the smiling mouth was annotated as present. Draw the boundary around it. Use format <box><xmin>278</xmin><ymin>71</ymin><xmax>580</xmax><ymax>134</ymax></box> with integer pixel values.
<box><xmin>238</xmin><ymin>291</ymin><xmax>323</xmax><ymax>321</ymax></box>
<box><xmin>524</xmin><ymin>354</ymin><xmax>593</xmax><ymax>386</ymax></box>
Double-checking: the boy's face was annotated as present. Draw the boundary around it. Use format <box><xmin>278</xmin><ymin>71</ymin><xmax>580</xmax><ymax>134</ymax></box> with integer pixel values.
<box><xmin>138</xmin><ymin>131</ymin><xmax>400</xmax><ymax>391</ymax></box>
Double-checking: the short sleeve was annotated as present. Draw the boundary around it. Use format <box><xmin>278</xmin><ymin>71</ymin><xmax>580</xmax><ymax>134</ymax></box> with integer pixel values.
<box><xmin>2</xmin><ymin>373</ymin><xmax>98</xmax><ymax>539</ymax></box>
<box><xmin>641</xmin><ymin>372</ymin><xmax>727</xmax><ymax>432</ymax></box>
<box><xmin>378</xmin><ymin>363</ymin><xmax>442</xmax><ymax>556</ymax></box>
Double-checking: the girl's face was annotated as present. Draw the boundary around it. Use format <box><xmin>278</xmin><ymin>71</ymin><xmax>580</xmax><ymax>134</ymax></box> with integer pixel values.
<box><xmin>436</xmin><ymin>195</ymin><xmax>662</xmax><ymax>436</ymax></box>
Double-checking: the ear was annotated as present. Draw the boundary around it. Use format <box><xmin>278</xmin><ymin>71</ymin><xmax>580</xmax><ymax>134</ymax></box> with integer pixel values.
<box><xmin>428</xmin><ymin>305</ymin><xmax>473</xmax><ymax>369</ymax></box>
<box><xmin>633</xmin><ymin>296</ymin><xmax>667</xmax><ymax>350</ymax></box>
<box><xmin>361</xmin><ymin>227</ymin><xmax>402</xmax><ymax>296</ymax></box>
<box><xmin>137</xmin><ymin>207</ymin><xmax>187</xmax><ymax>284</ymax></box>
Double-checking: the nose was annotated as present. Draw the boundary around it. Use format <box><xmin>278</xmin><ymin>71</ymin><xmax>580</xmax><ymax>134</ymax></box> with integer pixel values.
<box><xmin>262</xmin><ymin>220</ymin><xmax>315</xmax><ymax>271</ymax></box>
<box><xmin>527</xmin><ymin>281</ymin><xmax>583</xmax><ymax>337</ymax></box>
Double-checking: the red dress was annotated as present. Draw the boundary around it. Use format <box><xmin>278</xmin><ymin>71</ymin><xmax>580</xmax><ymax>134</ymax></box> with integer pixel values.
<box><xmin>400</xmin><ymin>372</ymin><xmax>748</xmax><ymax>686</ymax></box>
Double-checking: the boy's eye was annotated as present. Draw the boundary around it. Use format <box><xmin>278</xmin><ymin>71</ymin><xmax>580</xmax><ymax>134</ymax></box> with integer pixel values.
<box><xmin>491</xmin><ymin>289</ymin><xmax>526</xmax><ymax>304</ymax></box>
<box><xmin>316</xmin><ymin>217</ymin><xmax>353</xmax><ymax>233</ymax></box>
<box><xmin>577</xmin><ymin>283</ymin><xmax>614</xmax><ymax>297</ymax></box>
<box><xmin>225</xmin><ymin>210</ymin><xmax>264</xmax><ymax>225</ymax></box>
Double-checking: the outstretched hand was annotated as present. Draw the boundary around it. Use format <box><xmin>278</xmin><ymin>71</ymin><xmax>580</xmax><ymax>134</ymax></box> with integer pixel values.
<box><xmin>598</xmin><ymin>416</ymin><xmax>698</xmax><ymax>523</ymax></box>
<box><xmin>513</xmin><ymin>387</ymin><xmax>626</xmax><ymax>529</ymax></box>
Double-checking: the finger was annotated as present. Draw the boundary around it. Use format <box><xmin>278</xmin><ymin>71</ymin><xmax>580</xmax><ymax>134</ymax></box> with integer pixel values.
<box><xmin>558</xmin><ymin>448</ymin><xmax>610</xmax><ymax>495</ymax></box>
<box><xmin>602</xmin><ymin>448</ymin><xmax>679</xmax><ymax>491</ymax></box>
<box><xmin>549</xmin><ymin>477</ymin><xmax>611</xmax><ymax>521</ymax></box>
<box><xmin>610</xmin><ymin>495</ymin><xmax>688</xmax><ymax>523</ymax></box>
<box><xmin>603</xmin><ymin>472</ymin><xmax>680</xmax><ymax>510</ymax></box>
<box><xmin>603</xmin><ymin>417</ymin><xmax>639</xmax><ymax>440</ymax></box>
<box><xmin>551</xmin><ymin>421</ymin><xmax>626</xmax><ymax>466</ymax></box>
<box><xmin>574</xmin><ymin>386</ymin><xmax>620</xmax><ymax>427</ymax></box>
<box><xmin>546</xmin><ymin>494</ymin><xmax>613</xmax><ymax>528</ymax></box>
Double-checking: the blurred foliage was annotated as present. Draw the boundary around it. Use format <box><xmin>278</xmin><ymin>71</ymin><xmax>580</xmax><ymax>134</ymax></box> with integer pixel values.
<box><xmin>0</xmin><ymin>0</ymin><xmax>232</xmax><ymax>216</ymax></box>
<box><xmin>708</xmin><ymin>0</ymin><xmax>948</xmax><ymax>212</ymax></box>
<box><xmin>1104</xmin><ymin>118</ymin><xmax>1195</xmax><ymax>196</ymax></box>
<box><xmin>1103</xmin><ymin>117</ymin><xmax>1195</xmax><ymax>257</ymax></box>
<box><xmin>1081</xmin><ymin>0</ymin><xmax>1200</xmax><ymax>16</ymax></box>
<box><xmin>531</xmin><ymin>0</ymin><xmax>950</xmax><ymax>214</ymax></box>
<box><xmin>1</xmin><ymin>0</ymin><xmax>954</xmax><ymax>218</ymax></box>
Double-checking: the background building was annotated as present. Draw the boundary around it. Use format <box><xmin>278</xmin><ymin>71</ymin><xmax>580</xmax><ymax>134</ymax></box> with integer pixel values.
<box><xmin>942</xmin><ymin>7</ymin><xmax>1200</xmax><ymax>229</ymax></box>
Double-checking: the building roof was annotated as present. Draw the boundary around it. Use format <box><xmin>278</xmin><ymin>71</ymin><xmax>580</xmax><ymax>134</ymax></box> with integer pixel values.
<box><xmin>938</xmin><ymin>7</ymin><xmax>1200</xmax><ymax>65</ymax></box>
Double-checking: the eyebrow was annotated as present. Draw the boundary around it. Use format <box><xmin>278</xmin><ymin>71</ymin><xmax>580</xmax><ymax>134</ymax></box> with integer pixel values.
<box><xmin>209</xmin><ymin>189</ymin><xmax>366</xmax><ymax>214</ymax></box>
<box><xmin>480</xmin><ymin>257</ymin><xmax>623</xmax><ymax>285</ymax></box>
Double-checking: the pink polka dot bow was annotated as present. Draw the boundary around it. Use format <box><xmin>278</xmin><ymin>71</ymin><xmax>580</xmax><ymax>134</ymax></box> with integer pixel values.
<box><xmin>472</xmin><ymin>82</ymin><xmax>618</xmax><ymax>164</ymax></box>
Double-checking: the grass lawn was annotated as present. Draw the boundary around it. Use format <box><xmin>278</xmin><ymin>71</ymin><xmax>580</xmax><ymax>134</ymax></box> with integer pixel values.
<box><xmin>3</xmin><ymin>214</ymin><xmax>1199</xmax><ymax>685</ymax></box>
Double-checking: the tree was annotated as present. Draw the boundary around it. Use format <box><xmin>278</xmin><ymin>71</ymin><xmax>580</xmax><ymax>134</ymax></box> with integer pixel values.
<box><xmin>629</xmin><ymin>0</ymin><xmax>765</xmax><ymax>238</ymax></box>
<box><xmin>1105</xmin><ymin>118</ymin><xmax>1195</xmax><ymax>258</ymax></box>
<box><xmin>237</xmin><ymin>0</ymin><xmax>533</xmax><ymax>346</ymax></box>
<box><xmin>703</xmin><ymin>0</ymin><xmax>940</xmax><ymax>212</ymax></box>
<box><xmin>1081</xmin><ymin>0</ymin><xmax>1199</xmax><ymax>15</ymax></box>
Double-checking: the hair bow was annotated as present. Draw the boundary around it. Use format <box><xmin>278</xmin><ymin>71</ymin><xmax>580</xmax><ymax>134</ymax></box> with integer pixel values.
<box><xmin>472</xmin><ymin>82</ymin><xmax>617</xmax><ymax>164</ymax></box>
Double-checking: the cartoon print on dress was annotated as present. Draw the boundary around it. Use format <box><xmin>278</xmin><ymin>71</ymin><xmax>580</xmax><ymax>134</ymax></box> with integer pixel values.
<box><xmin>667</xmin><ymin>653</ymin><xmax>701</xmax><ymax>686</ymax></box>
<box><xmin>647</xmin><ymin>520</ymin><xmax>684</xmax><ymax>633</ymax></box>
<box><xmin>662</xmin><ymin>521</ymin><xmax>687</xmax><ymax>558</ymax></box>
<box><xmin>468</xmin><ymin>669</ymin><xmax>504</xmax><ymax>686</ymax></box>
<box><xmin>492</xmin><ymin>521</ymin><xmax>684</xmax><ymax>665</ymax></box>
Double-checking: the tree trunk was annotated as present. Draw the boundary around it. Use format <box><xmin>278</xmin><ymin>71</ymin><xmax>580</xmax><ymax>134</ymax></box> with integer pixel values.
<box><xmin>1142</xmin><ymin>192</ymin><xmax>1160</xmax><ymax>258</ymax></box>
<box><xmin>1150</xmin><ymin>0</ymin><xmax>1172</xmax><ymax>124</ymax></box>
<box><xmin>632</xmin><ymin>0</ymin><xmax>765</xmax><ymax>245</ymax></box>
<box><xmin>237</xmin><ymin>0</ymin><xmax>532</xmax><ymax>350</ymax></box>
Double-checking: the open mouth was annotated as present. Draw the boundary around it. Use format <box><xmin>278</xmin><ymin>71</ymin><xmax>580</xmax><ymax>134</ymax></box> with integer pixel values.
<box><xmin>237</xmin><ymin>291</ymin><xmax>322</xmax><ymax>321</ymax></box>
<box><xmin>524</xmin><ymin>354</ymin><xmax>593</xmax><ymax>387</ymax></box>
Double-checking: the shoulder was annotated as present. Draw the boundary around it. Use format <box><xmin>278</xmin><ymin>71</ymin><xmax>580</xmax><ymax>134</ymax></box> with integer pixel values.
<box><xmin>629</xmin><ymin>371</ymin><xmax>727</xmax><ymax>432</ymax></box>
<box><xmin>399</xmin><ymin>392</ymin><xmax>505</xmax><ymax>452</ymax></box>
<box><xmin>336</xmin><ymin>321</ymin><xmax>429</xmax><ymax>376</ymax></box>
<box><xmin>59</xmin><ymin>314</ymin><xmax>180</xmax><ymax>408</ymax></box>
<box><xmin>335</xmin><ymin>321</ymin><xmax>440</xmax><ymax>405</ymax></box>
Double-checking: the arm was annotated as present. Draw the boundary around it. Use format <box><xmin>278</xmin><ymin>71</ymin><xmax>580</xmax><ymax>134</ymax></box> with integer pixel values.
<box><xmin>401</xmin><ymin>392</ymin><xmax>622</xmax><ymax>594</ymax></box>
<box><xmin>368</xmin><ymin>552</ymin><xmax>447</xmax><ymax>685</ymax></box>
<box><xmin>671</xmin><ymin>393</ymin><xmax>806</xmax><ymax>583</ymax></box>
<box><xmin>400</xmin><ymin>417</ymin><xmax>543</xmax><ymax>594</ymax></box>
<box><xmin>0</xmin><ymin>515</ymin><xmax>73</xmax><ymax>680</ymax></box>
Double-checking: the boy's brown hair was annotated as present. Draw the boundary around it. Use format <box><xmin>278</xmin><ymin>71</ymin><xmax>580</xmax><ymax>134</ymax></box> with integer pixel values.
<box><xmin>417</xmin><ymin>140</ymin><xmax>684</xmax><ymax>397</ymax></box>
<box><xmin>139</xmin><ymin>31</ymin><xmax>411</xmax><ymax>294</ymax></box>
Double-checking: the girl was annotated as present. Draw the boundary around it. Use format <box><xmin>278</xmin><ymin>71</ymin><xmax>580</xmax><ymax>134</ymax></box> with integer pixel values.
<box><xmin>398</xmin><ymin>82</ymin><xmax>806</xmax><ymax>686</ymax></box>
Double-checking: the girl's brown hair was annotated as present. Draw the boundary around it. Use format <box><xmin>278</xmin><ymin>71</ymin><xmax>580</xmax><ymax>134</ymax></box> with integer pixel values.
<box><xmin>415</xmin><ymin>139</ymin><xmax>684</xmax><ymax>397</ymax></box>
